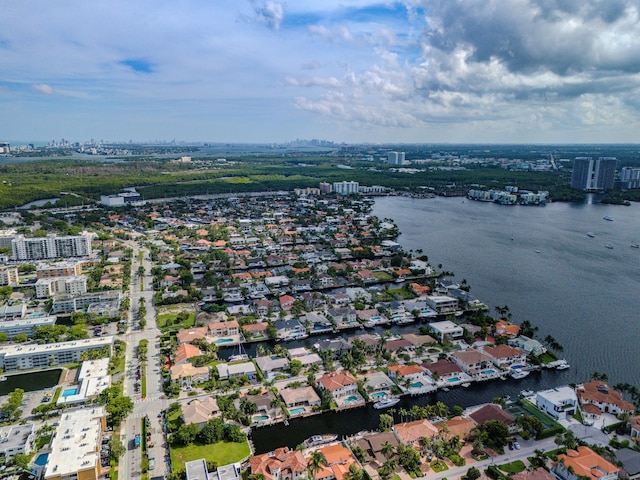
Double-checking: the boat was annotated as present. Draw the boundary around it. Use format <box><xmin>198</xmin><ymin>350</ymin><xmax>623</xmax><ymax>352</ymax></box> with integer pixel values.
<box><xmin>303</xmin><ymin>434</ymin><xmax>338</xmax><ymax>447</ymax></box>
<box><xmin>229</xmin><ymin>339</ymin><xmax>249</xmax><ymax>362</ymax></box>
<box><xmin>442</xmin><ymin>387</ymin><xmax>450</xmax><ymax>392</ymax></box>
<box><xmin>603</xmin><ymin>215</ymin><xmax>614</xmax><ymax>221</ymax></box>
<box><xmin>0</xmin><ymin>376</ymin><xmax>6</xmax><ymax>382</ymax></box>
<box><xmin>587</xmin><ymin>232</ymin><xmax>595</xmax><ymax>238</ymax></box>
<box><xmin>461</xmin><ymin>382</ymin><xmax>471</xmax><ymax>388</ymax></box>
<box><xmin>604</xmin><ymin>244</ymin><xmax>614</xmax><ymax>249</ymax></box>
<box><xmin>363</xmin><ymin>320</ymin><xmax>376</xmax><ymax>328</ymax></box>
<box><xmin>631</xmin><ymin>244</ymin><xmax>639</xmax><ymax>249</ymax></box>
<box><xmin>520</xmin><ymin>389</ymin><xmax>534</xmax><ymax>397</ymax></box>
<box><xmin>535</xmin><ymin>250</ymin><xmax>541</xmax><ymax>253</ymax></box>
<box><xmin>373</xmin><ymin>397</ymin><xmax>400</xmax><ymax>409</ymax></box>
<box><xmin>511</xmin><ymin>370</ymin><xmax>530</xmax><ymax>379</ymax></box>
<box><xmin>556</xmin><ymin>362</ymin><xmax>570</xmax><ymax>370</ymax></box>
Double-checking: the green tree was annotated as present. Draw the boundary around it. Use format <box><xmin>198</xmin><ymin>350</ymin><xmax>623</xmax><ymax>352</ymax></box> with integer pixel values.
<box><xmin>462</xmin><ymin>467</ymin><xmax>481</xmax><ymax>480</ymax></box>
<box><xmin>379</xmin><ymin>413</ymin><xmax>393</xmax><ymax>432</ymax></box>
<box><xmin>307</xmin><ymin>450</ymin><xmax>327</xmax><ymax>480</ymax></box>
<box><xmin>110</xmin><ymin>435</ymin><xmax>126</xmax><ymax>461</ymax></box>
<box><xmin>382</xmin><ymin>441</ymin><xmax>394</xmax><ymax>460</ymax></box>
<box><xmin>289</xmin><ymin>359</ymin><xmax>303</xmax><ymax>376</ymax></box>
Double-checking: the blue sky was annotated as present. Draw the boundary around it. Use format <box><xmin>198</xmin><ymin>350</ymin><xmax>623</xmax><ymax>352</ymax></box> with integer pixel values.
<box><xmin>2</xmin><ymin>0</ymin><xmax>640</xmax><ymax>144</ymax></box>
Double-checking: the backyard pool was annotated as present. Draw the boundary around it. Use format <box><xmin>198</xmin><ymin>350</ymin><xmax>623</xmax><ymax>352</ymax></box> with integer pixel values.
<box><xmin>447</xmin><ymin>377</ymin><xmax>460</xmax><ymax>383</ymax></box>
<box><xmin>289</xmin><ymin>407</ymin><xmax>306</xmax><ymax>415</ymax></box>
<box><xmin>215</xmin><ymin>338</ymin><xmax>234</xmax><ymax>344</ymax></box>
<box><xmin>344</xmin><ymin>395</ymin><xmax>359</xmax><ymax>403</ymax></box>
<box><xmin>253</xmin><ymin>415</ymin><xmax>269</xmax><ymax>422</ymax></box>
<box><xmin>371</xmin><ymin>392</ymin><xmax>387</xmax><ymax>398</ymax></box>
<box><xmin>62</xmin><ymin>387</ymin><xmax>79</xmax><ymax>397</ymax></box>
<box><xmin>482</xmin><ymin>369</ymin><xmax>496</xmax><ymax>375</ymax></box>
<box><xmin>411</xmin><ymin>381</ymin><xmax>424</xmax><ymax>388</ymax></box>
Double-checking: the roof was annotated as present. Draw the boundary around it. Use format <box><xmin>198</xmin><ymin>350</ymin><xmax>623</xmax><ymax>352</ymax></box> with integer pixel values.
<box><xmin>174</xmin><ymin>344</ymin><xmax>203</xmax><ymax>364</ymax></box>
<box><xmin>250</xmin><ymin>447</ymin><xmax>307</xmax><ymax>480</ymax></box>
<box><xmin>279</xmin><ymin>386</ymin><xmax>321</xmax><ymax>406</ymax></box>
<box><xmin>484</xmin><ymin>344</ymin><xmax>526</xmax><ymax>359</ymax></box>
<box><xmin>423</xmin><ymin>359</ymin><xmax>462</xmax><ymax>376</ymax></box>
<box><xmin>176</xmin><ymin>327</ymin><xmax>208</xmax><ymax>344</ymax></box>
<box><xmin>388</xmin><ymin>364</ymin><xmax>424</xmax><ymax>377</ymax></box>
<box><xmin>442</xmin><ymin>416</ymin><xmax>476</xmax><ymax>440</ymax></box>
<box><xmin>616</xmin><ymin>448</ymin><xmax>640</xmax><ymax>476</ymax></box>
<box><xmin>171</xmin><ymin>363</ymin><xmax>210</xmax><ymax>380</ymax></box>
<box><xmin>393</xmin><ymin>419</ymin><xmax>438</xmax><ymax>443</ymax></box>
<box><xmin>468</xmin><ymin>404</ymin><xmax>515</xmax><ymax>426</ymax></box>
<box><xmin>315</xmin><ymin>443</ymin><xmax>359</xmax><ymax>480</ymax></box>
<box><xmin>182</xmin><ymin>397</ymin><xmax>219</xmax><ymax>425</ymax></box>
<box><xmin>556</xmin><ymin>446</ymin><xmax>618</xmax><ymax>480</ymax></box>
<box><xmin>577</xmin><ymin>381</ymin><xmax>636</xmax><ymax>412</ymax></box>
<box><xmin>318</xmin><ymin>371</ymin><xmax>357</xmax><ymax>391</ymax></box>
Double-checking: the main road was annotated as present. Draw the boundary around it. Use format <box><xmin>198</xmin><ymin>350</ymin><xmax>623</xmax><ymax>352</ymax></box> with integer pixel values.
<box><xmin>120</xmin><ymin>244</ymin><xmax>169</xmax><ymax>479</ymax></box>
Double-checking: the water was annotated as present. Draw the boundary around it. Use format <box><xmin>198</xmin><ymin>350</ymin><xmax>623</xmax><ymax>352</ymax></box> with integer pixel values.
<box><xmin>250</xmin><ymin>196</ymin><xmax>640</xmax><ymax>454</ymax></box>
<box><xmin>62</xmin><ymin>387</ymin><xmax>79</xmax><ymax>397</ymax></box>
<box><xmin>0</xmin><ymin>369</ymin><xmax>62</xmax><ymax>395</ymax></box>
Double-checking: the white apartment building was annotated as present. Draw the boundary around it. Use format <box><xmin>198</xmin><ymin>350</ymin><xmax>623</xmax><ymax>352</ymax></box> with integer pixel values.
<box><xmin>332</xmin><ymin>181</ymin><xmax>360</xmax><ymax>195</ymax></box>
<box><xmin>12</xmin><ymin>233</ymin><xmax>94</xmax><ymax>261</ymax></box>
<box><xmin>0</xmin><ymin>315</ymin><xmax>57</xmax><ymax>338</ymax></box>
<box><xmin>0</xmin><ymin>266</ymin><xmax>19</xmax><ymax>286</ymax></box>
<box><xmin>0</xmin><ymin>336</ymin><xmax>114</xmax><ymax>371</ymax></box>
<box><xmin>35</xmin><ymin>276</ymin><xmax>88</xmax><ymax>298</ymax></box>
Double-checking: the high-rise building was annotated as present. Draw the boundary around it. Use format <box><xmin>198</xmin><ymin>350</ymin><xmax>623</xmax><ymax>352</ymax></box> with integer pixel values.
<box><xmin>332</xmin><ymin>181</ymin><xmax>360</xmax><ymax>195</ymax></box>
<box><xmin>619</xmin><ymin>167</ymin><xmax>640</xmax><ymax>189</ymax></box>
<box><xmin>11</xmin><ymin>233</ymin><xmax>94</xmax><ymax>261</ymax></box>
<box><xmin>570</xmin><ymin>157</ymin><xmax>617</xmax><ymax>190</ymax></box>
<box><xmin>387</xmin><ymin>151</ymin><xmax>406</xmax><ymax>165</ymax></box>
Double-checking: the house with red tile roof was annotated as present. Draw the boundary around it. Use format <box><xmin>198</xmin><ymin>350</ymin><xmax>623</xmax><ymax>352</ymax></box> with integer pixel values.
<box><xmin>313</xmin><ymin>443</ymin><xmax>360</xmax><ymax>480</ymax></box>
<box><xmin>495</xmin><ymin>320</ymin><xmax>520</xmax><ymax>338</ymax></box>
<box><xmin>552</xmin><ymin>446</ymin><xmax>619</xmax><ymax>480</ymax></box>
<box><xmin>387</xmin><ymin>364</ymin><xmax>424</xmax><ymax>382</ymax></box>
<box><xmin>176</xmin><ymin>327</ymin><xmax>208</xmax><ymax>345</ymax></box>
<box><xmin>317</xmin><ymin>371</ymin><xmax>358</xmax><ymax>398</ymax></box>
<box><xmin>392</xmin><ymin>419</ymin><xmax>439</xmax><ymax>445</ymax></box>
<box><xmin>279</xmin><ymin>295</ymin><xmax>295</xmax><ymax>311</ymax></box>
<box><xmin>250</xmin><ymin>447</ymin><xmax>307</xmax><ymax>480</ymax></box>
<box><xmin>483</xmin><ymin>344</ymin><xmax>527</xmax><ymax>367</ymax></box>
<box><xmin>576</xmin><ymin>381</ymin><xmax>636</xmax><ymax>416</ymax></box>
<box><xmin>173</xmin><ymin>344</ymin><xmax>202</xmax><ymax>365</ymax></box>
<box><xmin>468</xmin><ymin>404</ymin><xmax>517</xmax><ymax>433</ymax></box>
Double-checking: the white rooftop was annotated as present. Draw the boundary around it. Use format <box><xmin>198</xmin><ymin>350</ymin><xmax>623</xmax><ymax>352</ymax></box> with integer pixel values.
<box><xmin>0</xmin><ymin>336</ymin><xmax>114</xmax><ymax>357</ymax></box>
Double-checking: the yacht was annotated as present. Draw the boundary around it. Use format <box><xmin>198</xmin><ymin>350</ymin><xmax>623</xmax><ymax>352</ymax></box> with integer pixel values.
<box><xmin>603</xmin><ymin>215</ymin><xmax>614</xmax><ymax>221</ymax></box>
<box><xmin>556</xmin><ymin>361</ymin><xmax>570</xmax><ymax>370</ymax></box>
<box><xmin>520</xmin><ymin>389</ymin><xmax>534</xmax><ymax>397</ymax></box>
<box><xmin>511</xmin><ymin>370</ymin><xmax>530</xmax><ymax>380</ymax></box>
<box><xmin>586</xmin><ymin>232</ymin><xmax>595</xmax><ymax>238</ymax></box>
<box><xmin>0</xmin><ymin>376</ymin><xmax>6</xmax><ymax>382</ymax></box>
<box><xmin>631</xmin><ymin>243</ymin><xmax>639</xmax><ymax>249</ymax></box>
<box><xmin>604</xmin><ymin>244</ymin><xmax>614</xmax><ymax>250</ymax></box>
<box><xmin>373</xmin><ymin>397</ymin><xmax>400</xmax><ymax>409</ymax></box>
<box><xmin>303</xmin><ymin>434</ymin><xmax>338</xmax><ymax>447</ymax></box>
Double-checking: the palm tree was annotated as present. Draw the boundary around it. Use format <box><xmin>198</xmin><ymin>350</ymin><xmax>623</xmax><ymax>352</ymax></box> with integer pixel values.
<box><xmin>382</xmin><ymin>441</ymin><xmax>394</xmax><ymax>460</ymax></box>
<box><xmin>307</xmin><ymin>451</ymin><xmax>327</xmax><ymax>480</ymax></box>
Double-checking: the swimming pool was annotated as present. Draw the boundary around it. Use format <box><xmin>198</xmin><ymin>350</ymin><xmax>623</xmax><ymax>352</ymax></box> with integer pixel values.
<box><xmin>372</xmin><ymin>392</ymin><xmax>387</xmax><ymax>398</ymax></box>
<box><xmin>447</xmin><ymin>377</ymin><xmax>460</xmax><ymax>383</ymax></box>
<box><xmin>34</xmin><ymin>453</ymin><xmax>49</xmax><ymax>466</ymax></box>
<box><xmin>482</xmin><ymin>369</ymin><xmax>496</xmax><ymax>375</ymax></box>
<box><xmin>411</xmin><ymin>381</ymin><xmax>424</xmax><ymax>388</ymax></box>
<box><xmin>344</xmin><ymin>395</ymin><xmax>359</xmax><ymax>403</ymax></box>
<box><xmin>62</xmin><ymin>387</ymin><xmax>79</xmax><ymax>397</ymax></box>
<box><xmin>289</xmin><ymin>407</ymin><xmax>306</xmax><ymax>415</ymax></box>
<box><xmin>511</xmin><ymin>365</ymin><xmax>525</xmax><ymax>370</ymax></box>
<box><xmin>253</xmin><ymin>415</ymin><xmax>269</xmax><ymax>422</ymax></box>
<box><xmin>215</xmin><ymin>338</ymin><xmax>234</xmax><ymax>344</ymax></box>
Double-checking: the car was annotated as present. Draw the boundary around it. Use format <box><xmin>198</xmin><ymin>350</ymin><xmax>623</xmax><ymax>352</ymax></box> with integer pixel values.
<box><xmin>513</xmin><ymin>442</ymin><xmax>521</xmax><ymax>450</ymax></box>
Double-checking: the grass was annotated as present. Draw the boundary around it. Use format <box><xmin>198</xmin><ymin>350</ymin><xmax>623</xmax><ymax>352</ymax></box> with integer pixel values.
<box><xmin>52</xmin><ymin>387</ymin><xmax>61</xmax><ymax>404</ymax></box>
<box><xmin>141</xmin><ymin>369</ymin><xmax>147</xmax><ymax>398</ymax></box>
<box><xmin>498</xmin><ymin>460</ymin><xmax>526</xmax><ymax>473</ymax></box>
<box><xmin>109</xmin><ymin>355</ymin><xmax>125</xmax><ymax>375</ymax></box>
<box><xmin>373</xmin><ymin>271</ymin><xmax>394</xmax><ymax>281</ymax></box>
<box><xmin>111</xmin><ymin>431</ymin><xmax>121</xmax><ymax>480</ymax></box>
<box><xmin>35</xmin><ymin>434</ymin><xmax>52</xmax><ymax>450</ymax></box>
<box><xmin>157</xmin><ymin>312</ymin><xmax>196</xmax><ymax>329</ymax></box>
<box><xmin>430</xmin><ymin>459</ymin><xmax>448</xmax><ymax>472</ymax></box>
<box><xmin>171</xmin><ymin>440</ymin><xmax>251</xmax><ymax>467</ymax></box>
<box><xmin>166</xmin><ymin>408</ymin><xmax>183</xmax><ymax>433</ymax></box>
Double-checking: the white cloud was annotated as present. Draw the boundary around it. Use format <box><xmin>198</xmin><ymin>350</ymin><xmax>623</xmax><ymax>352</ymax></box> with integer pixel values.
<box><xmin>32</xmin><ymin>84</ymin><xmax>54</xmax><ymax>95</ymax></box>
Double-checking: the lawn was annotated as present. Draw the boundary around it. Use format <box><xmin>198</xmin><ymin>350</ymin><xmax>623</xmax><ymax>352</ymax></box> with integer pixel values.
<box><xmin>373</xmin><ymin>271</ymin><xmax>394</xmax><ymax>281</ymax></box>
<box><xmin>171</xmin><ymin>440</ymin><xmax>251</xmax><ymax>467</ymax></box>
<box><xmin>499</xmin><ymin>460</ymin><xmax>526</xmax><ymax>473</ymax></box>
<box><xmin>157</xmin><ymin>312</ymin><xmax>196</xmax><ymax>329</ymax></box>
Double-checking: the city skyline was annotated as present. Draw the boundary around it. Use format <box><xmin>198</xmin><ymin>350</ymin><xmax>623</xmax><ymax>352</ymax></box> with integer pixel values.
<box><xmin>2</xmin><ymin>1</ymin><xmax>640</xmax><ymax>144</ymax></box>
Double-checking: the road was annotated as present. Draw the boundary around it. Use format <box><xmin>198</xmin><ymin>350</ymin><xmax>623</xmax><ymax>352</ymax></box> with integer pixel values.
<box><xmin>120</xmin><ymin>245</ymin><xmax>169</xmax><ymax>479</ymax></box>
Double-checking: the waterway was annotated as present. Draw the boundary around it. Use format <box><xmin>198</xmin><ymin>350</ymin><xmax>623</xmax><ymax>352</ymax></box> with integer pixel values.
<box><xmin>0</xmin><ymin>368</ymin><xmax>63</xmax><ymax>395</ymax></box>
<box><xmin>250</xmin><ymin>196</ymin><xmax>640</xmax><ymax>454</ymax></box>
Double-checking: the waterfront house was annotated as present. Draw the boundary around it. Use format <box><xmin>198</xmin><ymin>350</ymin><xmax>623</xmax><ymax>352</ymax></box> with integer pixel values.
<box><xmin>314</xmin><ymin>337</ymin><xmax>352</xmax><ymax>359</ymax></box>
<box><xmin>483</xmin><ymin>344</ymin><xmax>527</xmax><ymax>367</ymax></box>
<box><xmin>630</xmin><ymin>416</ymin><xmax>640</xmax><ymax>443</ymax></box>
<box><xmin>356</xmin><ymin>309</ymin><xmax>388</xmax><ymax>327</ymax></box>
<box><xmin>313</xmin><ymin>443</ymin><xmax>360</xmax><ymax>480</ymax></box>
<box><xmin>393</xmin><ymin>419</ymin><xmax>439</xmax><ymax>445</ymax></box>
<box><xmin>216</xmin><ymin>361</ymin><xmax>257</xmax><ymax>382</ymax></box>
<box><xmin>361</xmin><ymin>371</ymin><xmax>395</xmax><ymax>395</ymax></box>
<box><xmin>388</xmin><ymin>364</ymin><xmax>425</xmax><ymax>382</ymax></box>
<box><xmin>451</xmin><ymin>350</ymin><xmax>496</xmax><ymax>376</ymax></box>
<box><xmin>535</xmin><ymin>386</ymin><xmax>578</xmax><ymax>420</ymax></box>
<box><xmin>615</xmin><ymin>448</ymin><xmax>640</xmax><ymax>480</ymax></box>
<box><xmin>495</xmin><ymin>320</ymin><xmax>521</xmax><ymax>338</ymax></box>
<box><xmin>441</xmin><ymin>416</ymin><xmax>476</xmax><ymax>441</ymax></box>
<box><xmin>576</xmin><ymin>381</ymin><xmax>636</xmax><ymax>416</ymax></box>
<box><xmin>354</xmin><ymin>431</ymin><xmax>399</xmax><ymax>465</ymax></box>
<box><xmin>508</xmin><ymin>335</ymin><xmax>547</xmax><ymax>356</ymax></box>
<box><xmin>468</xmin><ymin>404</ymin><xmax>517</xmax><ymax>434</ymax></box>
<box><xmin>279</xmin><ymin>385</ymin><xmax>321</xmax><ymax>410</ymax></box>
<box><xmin>236</xmin><ymin>391</ymin><xmax>277</xmax><ymax>416</ymax></box>
<box><xmin>424</xmin><ymin>295</ymin><xmax>459</xmax><ymax>314</ymax></box>
<box><xmin>255</xmin><ymin>356</ymin><xmax>289</xmax><ymax>377</ymax></box>
<box><xmin>304</xmin><ymin>311</ymin><xmax>333</xmax><ymax>333</ymax></box>
<box><xmin>242</xmin><ymin>322</ymin><xmax>270</xmax><ymax>340</ymax></box>
<box><xmin>317</xmin><ymin>371</ymin><xmax>358</xmax><ymax>398</ymax></box>
<box><xmin>171</xmin><ymin>363</ymin><xmax>211</xmax><ymax>388</ymax></box>
<box><xmin>176</xmin><ymin>327</ymin><xmax>208</xmax><ymax>345</ymax></box>
<box><xmin>287</xmin><ymin>347</ymin><xmax>322</xmax><ymax>367</ymax></box>
<box><xmin>249</xmin><ymin>447</ymin><xmax>307</xmax><ymax>480</ymax></box>
<box><xmin>252</xmin><ymin>299</ymin><xmax>272</xmax><ymax>317</ymax></box>
<box><xmin>181</xmin><ymin>397</ymin><xmax>220</xmax><ymax>427</ymax></box>
<box><xmin>429</xmin><ymin>320</ymin><xmax>464</xmax><ymax>342</ymax></box>
<box><xmin>422</xmin><ymin>359</ymin><xmax>464</xmax><ymax>382</ymax></box>
<box><xmin>274</xmin><ymin>319</ymin><xmax>305</xmax><ymax>340</ymax></box>
<box><xmin>552</xmin><ymin>446</ymin><xmax>619</xmax><ymax>480</ymax></box>
<box><xmin>327</xmin><ymin>307</ymin><xmax>358</xmax><ymax>329</ymax></box>
<box><xmin>173</xmin><ymin>344</ymin><xmax>203</xmax><ymax>365</ymax></box>
<box><xmin>279</xmin><ymin>295</ymin><xmax>296</xmax><ymax>311</ymax></box>
<box><xmin>208</xmin><ymin>320</ymin><xmax>239</xmax><ymax>337</ymax></box>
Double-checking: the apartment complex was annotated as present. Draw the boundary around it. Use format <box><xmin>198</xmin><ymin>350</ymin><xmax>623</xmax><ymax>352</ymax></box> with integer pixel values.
<box><xmin>571</xmin><ymin>157</ymin><xmax>617</xmax><ymax>191</ymax></box>
<box><xmin>36</xmin><ymin>261</ymin><xmax>84</xmax><ymax>279</ymax></box>
<box><xmin>0</xmin><ymin>266</ymin><xmax>19</xmax><ymax>287</ymax></box>
<box><xmin>35</xmin><ymin>276</ymin><xmax>88</xmax><ymax>298</ymax></box>
<box><xmin>11</xmin><ymin>233</ymin><xmax>94</xmax><ymax>261</ymax></box>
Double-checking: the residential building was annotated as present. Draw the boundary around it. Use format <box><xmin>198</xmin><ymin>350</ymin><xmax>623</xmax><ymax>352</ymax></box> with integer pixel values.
<box><xmin>576</xmin><ymin>381</ymin><xmax>635</xmax><ymax>416</ymax></box>
<box><xmin>186</xmin><ymin>458</ymin><xmax>211</xmax><ymax>480</ymax></box>
<box><xmin>508</xmin><ymin>336</ymin><xmax>547</xmax><ymax>356</ymax></box>
<box><xmin>615</xmin><ymin>448</ymin><xmax>640</xmax><ymax>480</ymax></box>
<box><xmin>280</xmin><ymin>386</ymin><xmax>321</xmax><ymax>410</ymax></box>
<box><xmin>182</xmin><ymin>397</ymin><xmax>220</xmax><ymax>427</ymax></box>
<box><xmin>35</xmin><ymin>276</ymin><xmax>88</xmax><ymax>298</ymax></box>
<box><xmin>536</xmin><ymin>386</ymin><xmax>578</xmax><ymax>420</ymax></box>
<box><xmin>571</xmin><ymin>157</ymin><xmax>617</xmax><ymax>191</ymax></box>
<box><xmin>333</xmin><ymin>181</ymin><xmax>360</xmax><ymax>195</ymax></box>
<box><xmin>36</xmin><ymin>261</ymin><xmax>83</xmax><ymax>279</ymax></box>
<box><xmin>44</xmin><ymin>407</ymin><xmax>106</xmax><ymax>480</ymax></box>
<box><xmin>174</xmin><ymin>344</ymin><xmax>203</xmax><ymax>365</ymax></box>
<box><xmin>424</xmin><ymin>296</ymin><xmax>459</xmax><ymax>314</ymax></box>
<box><xmin>553</xmin><ymin>446</ymin><xmax>618</xmax><ymax>480</ymax></box>
<box><xmin>51</xmin><ymin>290</ymin><xmax>121</xmax><ymax>316</ymax></box>
<box><xmin>0</xmin><ymin>314</ymin><xmax>57</xmax><ymax>338</ymax></box>
<box><xmin>387</xmin><ymin>151</ymin><xmax>406</xmax><ymax>165</ymax></box>
<box><xmin>393</xmin><ymin>419</ymin><xmax>438</xmax><ymax>445</ymax></box>
<box><xmin>0</xmin><ymin>423</ymin><xmax>35</xmax><ymax>459</ymax></box>
<box><xmin>216</xmin><ymin>361</ymin><xmax>257</xmax><ymax>382</ymax></box>
<box><xmin>12</xmin><ymin>232</ymin><xmax>94</xmax><ymax>261</ymax></box>
<box><xmin>317</xmin><ymin>371</ymin><xmax>358</xmax><ymax>398</ymax></box>
<box><xmin>313</xmin><ymin>443</ymin><xmax>360</xmax><ymax>480</ymax></box>
<box><xmin>0</xmin><ymin>336</ymin><xmax>114</xmax><ymax>371</ymax></box>
<box><xmin>170</xmin><ymin>363</ymin><xmax>211</xmax><ymax>388</ymax></box>
<box><xmin>484</xmin><ymin>345</ymin><xmax>527</xmax><ymax>367</ymax></box>
<box><xmin>429</xmin><ymin>320</ymin><xmax>464</xmax><ymax>342</ymax></box>
<box><xmin>0</xmin><ymin>266</ymin><xmax>19</xmax><ymax>286</ymax></box>
<box><xmin>56</xmin><ymin>358</ymin><xmax>112</xmax><ymax>406</ymax></box>
<box><xmin>468</xmin><ymin>404</ymin><xmax>517</xmax><ymax>433</ymax></box>
<box><xmin>249</xmin><ymin>447</ymin><xmax>307</xmax><ymax>480</ymax></box>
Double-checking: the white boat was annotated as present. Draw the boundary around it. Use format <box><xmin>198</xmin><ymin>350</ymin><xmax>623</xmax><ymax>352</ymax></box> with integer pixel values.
<box><xmin>603</xmin><ymin>215</ymin><xmax>614</xmax><ymax>221</ymax></box>
<box><xmin>604</xmin><ymin>244</ymin><xmax>613</xmax><ymax>250</ymax></box>
<box><xmin>0</xmin><ymin>376</ymin><xmax>6</xmax><ymax>382</ymax></box>
<box><xmin>229</xmin><ymin>353</ymin><xmax>249</xmax><ymax>362</ymax></box>
<box><xmin>511</xmin><ymin>370</ymin><xmax>530</xmax><ymax>379</ymax></box>
<box><xmin>631</xmin><ymin>244</ymin><xmax>639</xmax><ymax>249</ymax></box>
<box><xmin>520</xmin><ymin>389</ymin><xmax>534</xmax><ymax>397</ymax></box>
<box><xmin>535</xmin><ymin>249</ymin><xmax>541</xmax><ymax>253</ymax></box>
<box><xmin>223</xmin><ymin>291</ymin><xmax>244</xmax><ymax>302</ymax></box>
<box><xmin>587</xmin><ymin>232</ymin><xmax>595</xmax><ymax>238</ymax></box>
<box><xmin>556</xmin><ymin>362</ymin><xmax>570</xmax><ymax>370</ymax></box>
<box><xmin>363</xmin><ymin>321</ymin><xmax>376</xmax><ymax>328</ymax></box>
<box><xmin>303</xmin><ymin>434</ymin><xmax>338</xmax><ymax>447</ymax></box>
<box><xmin>442</xmin><ymin>387</ymin><xmax>450</xmax><ymax>392</ymax></box>
<box><xmin>461</xmin><ymin>382</ymin><xmax>471</xmax><ymax>388</ymax></box>
<box><xmin>373</xmin><ymin>397</ymin><xmax>400</xmax><ymax>409</ymax></box>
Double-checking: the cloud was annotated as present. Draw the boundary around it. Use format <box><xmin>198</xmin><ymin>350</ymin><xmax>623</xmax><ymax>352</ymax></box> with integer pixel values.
<box><xmin>251</xmin><ymin>1</ymin><xmax>285</xmax><ymax>30</ymax></box>
<box><xmin>32</xmin><ymin>84</ymin><xmax>54</xmax><ymax>95</ymax></box>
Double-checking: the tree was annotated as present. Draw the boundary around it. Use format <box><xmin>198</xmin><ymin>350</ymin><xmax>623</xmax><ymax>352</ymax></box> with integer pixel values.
<box><xmin>110</xmin><ymin>435</ymin><xmax>126</xmax><ymax>460</ymax></box>
<box><xmin>171</xmin><ymin>423</ymin><xmax>199</xmax><ymax>446</ymax></box>
<box><xmin>517</xmin><ymin>415</ymin><xmax>544</xmax><ymax>440</ymax></box>
<box><xmin>478</xmin><ymin>420</ymin><xmax>510</xmax><ymax>450</ymax></box>
<box><xmin>289</xmin><ymin>359</ymin><xmax>303</xmax><ymax>376</ymax></box>
<box><xmin>463</xmin><ymin>467</ymin><xmax>481</xmax><ymax>480</ymax></box>
<box><xmin>10</xmin><ymin>453</ymin><xmax>31</xmax><ymax>471</ymax></box>
<box><xmin>104</xmin><ymin>393</ymin><xmax>134</xmax><ymax>426</ymax></box>
<box><xmin>382</xmin><ymin>441</ymin><xmax>394</xmax><ymax>460</ymax></box>
<box><xmin>307</xmin><ymin>450</ymin><xmax>327</xmax><ymax>480</ymax></box>
<box><xmin>379</xmin><ymin>413</ymin><xmax>393</xmax><ymax>432</ymax></box>
<box><xmin>197</xmin><ymin>418</ymin><xmax>224</xmax><ymax>444</ymax></box>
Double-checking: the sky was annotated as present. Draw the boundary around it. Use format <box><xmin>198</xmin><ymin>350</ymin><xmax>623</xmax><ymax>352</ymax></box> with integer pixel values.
<box><xmin>2</xmin><ymin>0</ymin><xmax>640</xmax><ymax>144</ymax></box>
